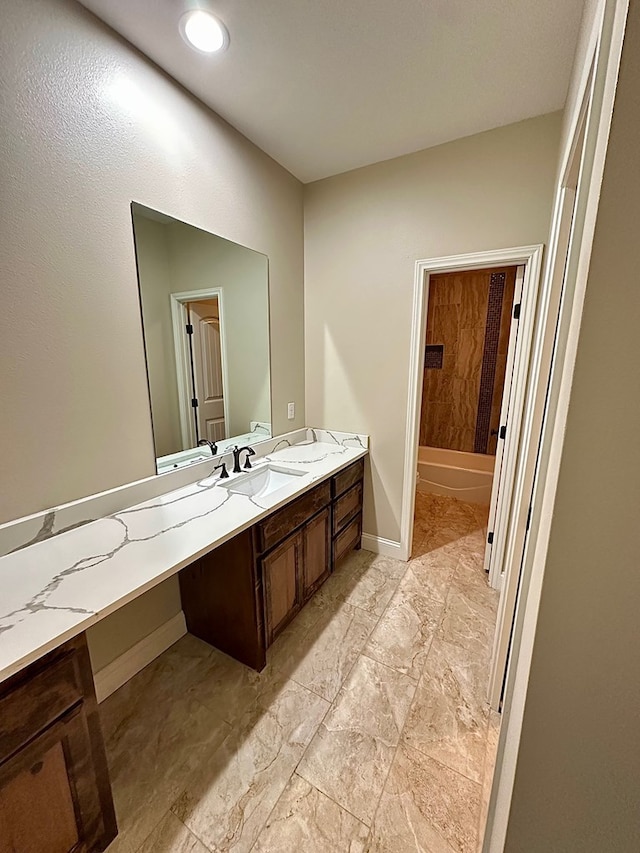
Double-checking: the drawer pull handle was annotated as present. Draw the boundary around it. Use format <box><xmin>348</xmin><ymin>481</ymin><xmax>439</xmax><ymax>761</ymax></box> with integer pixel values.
<box><xmin>30</xmin><ymin>761</ymin><xmax>44</xmax><ymax>775</ymax></box>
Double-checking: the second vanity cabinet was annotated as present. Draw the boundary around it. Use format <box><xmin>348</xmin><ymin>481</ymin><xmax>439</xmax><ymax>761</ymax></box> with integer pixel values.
<box><xmin>0</xmin><ymin>635</ymin><xmax>117</xmax><ymax>853</ymax></box>
<box><xmin>179</xmin><ymin>458</ymin><xmax>364</xmax><ymax>670</ymax></box>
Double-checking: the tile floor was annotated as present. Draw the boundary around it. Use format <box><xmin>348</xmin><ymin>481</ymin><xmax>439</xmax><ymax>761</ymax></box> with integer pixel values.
<box><xmin>99</xmin><ymin>492</ymin><xmax>500</xmax><ymax>853</ymax></box>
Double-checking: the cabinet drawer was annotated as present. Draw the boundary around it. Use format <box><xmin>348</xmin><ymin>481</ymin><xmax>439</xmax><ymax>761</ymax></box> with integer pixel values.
<box><xmin>256</xmin><ymin>481</ymin><xmax>331</xmax><ymax>553</ymax></box>
<box><xmin>0</xmin><ymin>648</ymin><xmax>83</xmax><ymax>762</ymax></box>
<box><xmin>332</xmin><ymin>459</ymin><xmax>364</xmax><ymax>499</ymax></box>
<box><xmin>333</xmin><ymin>481</ymin><xmax>363</xmax><ymax>536</ymax></box>
<box><xmin>332</xmin><ymin>513</ymin><xmax>362</xmax><ymax>566</ymax></box>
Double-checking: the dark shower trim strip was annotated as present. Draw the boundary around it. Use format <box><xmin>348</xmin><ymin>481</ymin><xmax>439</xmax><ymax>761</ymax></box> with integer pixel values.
<box><xmin>475</xmin><ymin>271</ymin><xmax>506</xmax><ymax>453</ymax></box>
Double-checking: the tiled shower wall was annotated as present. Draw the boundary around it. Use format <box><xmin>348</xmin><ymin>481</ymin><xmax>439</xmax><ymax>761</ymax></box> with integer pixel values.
<box><xmin>419</xmin><ymin>267</ymin><xmax>516</xmax><ymax>454</ymax></box>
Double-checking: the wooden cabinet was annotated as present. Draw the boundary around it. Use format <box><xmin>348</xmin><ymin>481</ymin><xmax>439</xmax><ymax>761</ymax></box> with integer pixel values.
<box><xmin>262</xmin><ymin>529</ymin><xmax>303</xmax><ymax>645</ymax></box>
<box><xmin>256</xmin><ymin>482</ymin><xmax>331</xmax><ymax>553</ymax></box>
<box><xmin>332</xmin><ymin>458</ymin><xmax>364</xmax><ymax>501</ymax></box>
<box><xmin>180</xmin><ymin>459</ymin><xmax>365</xmax><ymax>669</ymax></box>
<box><xmin>302</xmin><ymin>507</ymin><xmax>331</xmax><ymax>599</ymax></box>
<box><xmin>0</xmin><ymin>636</ymin><xmax>117</xmax><ymax>853</ymax></box>
<box><xmin>332</xmin><ymin>481</ymin><xmax>363</xmax><ymax>536</ymax></box>
<box><xmin>180</xmin><ymin>529</ymin><xmax>266</xmax><ymax>671</ymax></box>
<box><xmin>331</xmin><ymin>460</ymin><xmax>364</xmax><ymax>567</ymax></box>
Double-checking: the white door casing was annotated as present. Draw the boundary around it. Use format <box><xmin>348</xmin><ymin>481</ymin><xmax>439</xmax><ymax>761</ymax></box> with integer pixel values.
<box><xmin>486</xmin><ymin>187</ymin><xmax>578</xmax><ymax>712</ymax></box>
<box><xmin>170</xmin><ymin>288</ymin><xmax>230</xmax><ymax>450</ymax></box>
<box><xmin>484</xmin><ymin>266</ymin><xmax>525</xmax><ymax>589</ymax></box>
<box><xmin>189</xmin><ymin>300</ymin><xmax>226</xmax><ymax>443</ymax></box>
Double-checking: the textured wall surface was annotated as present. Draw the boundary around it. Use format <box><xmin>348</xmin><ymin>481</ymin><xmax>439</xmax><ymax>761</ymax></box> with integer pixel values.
<box><xmin>0</xmin><ymin>0</ymin><xmax>304</xmax><ymax>525</ymax></box>
<box><xmin>0</xmin><ymin>0</ymin><xmax>303</xmax><ymax>669</ymax></box>
<box><xmin>304</xmin><ymin>113</ymin><xmax>561</xmax><ymax>542</ymax></box>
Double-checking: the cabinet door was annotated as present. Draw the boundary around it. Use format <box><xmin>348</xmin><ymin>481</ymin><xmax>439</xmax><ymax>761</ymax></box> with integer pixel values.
<box><xmin>262</xmin><ymin>530</ymin><xmax>303</xmax><ymax>646</ymax></box>
<box><xmin>0</xmin><ymin>704</ymin><xmax>114</xmax><ymax>853</ymax></box>
<box><xmin>302</xmin><ymin>508</ymin><xmax>331</xmax><ymax>601</ymax></box>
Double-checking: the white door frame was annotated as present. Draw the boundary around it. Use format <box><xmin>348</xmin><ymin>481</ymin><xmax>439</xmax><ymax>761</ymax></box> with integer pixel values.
<box><xmin>483</xmin><ymin>265</ymin><xmax>524</xmax><ymax>588</ymax></box>
<box><xmin>400</xmin><ymin>244</ymin><xmax>544</xmax><ymax>566</ymax></box>
<box><xmin>485</xmin><ymin>0</ymin><xmax>629</xmax><ymax>848</ymax></box>
<box><xmin>170</xmin><ymin>288</ymin><xmax>230</xmax><ymax>449</ymax></box>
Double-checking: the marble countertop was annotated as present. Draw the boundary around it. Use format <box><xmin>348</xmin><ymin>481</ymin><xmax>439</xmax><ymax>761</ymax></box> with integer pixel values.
<box><xmin>0</xmin><ymin>435</ymin><xmax>367</xmax><ymax>684</ymax></box>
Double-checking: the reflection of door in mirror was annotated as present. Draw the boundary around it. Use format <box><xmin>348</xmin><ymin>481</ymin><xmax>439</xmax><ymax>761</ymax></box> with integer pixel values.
<box><xmin>187</xmin><ymin>298</ymin><xmax>226</xmax><ymax>443</ymax></box>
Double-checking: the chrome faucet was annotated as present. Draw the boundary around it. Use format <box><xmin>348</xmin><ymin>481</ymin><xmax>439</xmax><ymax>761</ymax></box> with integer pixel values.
<box><xmin>198</xmin><ymin>439</ymin><xmax>218</xmax><ymax>456</ymax></box>
<box><xmin>232</xmin><ymin>445</ymin><xmax>256</xmax><ymax>473</ymax></box>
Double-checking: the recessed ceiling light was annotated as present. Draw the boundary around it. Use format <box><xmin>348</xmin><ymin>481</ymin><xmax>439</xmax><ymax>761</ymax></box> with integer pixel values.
<box><xmin>180</xmin><ymin>10</ymin><xmax>229</xmax><ymax>54</ymax></box>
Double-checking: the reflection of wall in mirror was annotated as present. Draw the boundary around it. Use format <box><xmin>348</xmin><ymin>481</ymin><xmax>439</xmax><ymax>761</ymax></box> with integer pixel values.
<box><xmin>134</xmin><ymin>216</ymin><xmax>182</xmax><ymax>457</ymax></box>
<box><xmin>167</xmin><ymin>222</ymin><xmax>270</xmax><ymax>438</ymax></box>
<box><xmin>134</xmin><ymin>213</ymin><xmax>270</xmax><ymax>457</ymax></box>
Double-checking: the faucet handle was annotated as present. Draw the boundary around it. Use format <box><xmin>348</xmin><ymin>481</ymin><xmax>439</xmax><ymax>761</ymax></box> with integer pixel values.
<box><xmin>243</xmin><ymin>447</ymin><xmax>256</xmax><ymax>469</ymax></box>
<box><xmin>198</xmin><ymin>439</ymin><xmax>218</xmax><ymax>456</ymax></box>
<box><xmin>214</xmin><ymin>462</ymin><xmax>229</xmax><ymax>479</ymax></box>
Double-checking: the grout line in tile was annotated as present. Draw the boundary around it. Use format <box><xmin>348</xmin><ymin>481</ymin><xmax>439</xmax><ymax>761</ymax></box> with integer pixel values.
<box><xmin>177</xmin><ymin>814</ymin><xmax>218</xmax><ymax>853</ymax></box>
<box><xmin>171</xmin><ymin>812</ymin><xmax>217</xmax><ymax>853</ymax></box>
<box><xmin>358</xmin><ymin>650</ymin><xmax>420</xmax><ymax>684</ymax></box>
<box><xmin>248</xmin><ymin>772</ymin><xmax>371</xmax><ymax>852</ymax></box>
<box><xmin>400</xmin><ymin>704</ymin><xmax>490</xmax><ymax>789</ymax></box>
<box><xmin>130</xmin><ymin>813</ymin><xmax>166</xmax><ymax>853</ymax></box>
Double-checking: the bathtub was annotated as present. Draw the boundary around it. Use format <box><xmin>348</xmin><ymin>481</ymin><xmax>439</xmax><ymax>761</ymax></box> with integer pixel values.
<box><xmin>416</xmin><ymin>446</ymin><xmax>495</xmax><ymax>505</ymax></box>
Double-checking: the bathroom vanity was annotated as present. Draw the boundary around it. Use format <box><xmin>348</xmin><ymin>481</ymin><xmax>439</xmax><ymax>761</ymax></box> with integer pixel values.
<box><xmin>180</xmin><ymin>456</ymin><xmax>364</xmax><ymax>670</ymax></box>
<box><xmin>0</xmin><ymin>430</ymin><xmax>367</xmax><ymax>852</ymax></box>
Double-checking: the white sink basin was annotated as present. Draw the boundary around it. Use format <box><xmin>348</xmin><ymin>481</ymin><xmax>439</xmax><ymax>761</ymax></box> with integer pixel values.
<box><xmin>217</xmin><ymin>464</ymin><xmax>307</xmax><ymax>498</ymax></box>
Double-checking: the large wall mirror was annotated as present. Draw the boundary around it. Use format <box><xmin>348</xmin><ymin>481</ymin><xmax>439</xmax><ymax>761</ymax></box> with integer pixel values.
<box><xmin>131</xmin><ymin>203</ymin><xmax>271</xmax><ymax>473</ymax></box>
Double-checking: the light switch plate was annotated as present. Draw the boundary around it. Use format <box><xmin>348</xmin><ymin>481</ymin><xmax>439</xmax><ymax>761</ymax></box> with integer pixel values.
<box><xmin>287</xmin><ymin>402</ymin><xmax>295</xmax><ymax>420</ymax></box>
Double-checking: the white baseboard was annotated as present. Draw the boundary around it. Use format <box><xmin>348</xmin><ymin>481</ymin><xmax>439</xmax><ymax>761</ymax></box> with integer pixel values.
<box><xmin>94</xmin><ymin>611</ymin><xmax>187</xmax><ymax>703</ymax></box>
<box><xmin>361</xmin><ymin>533</ymin><xmax>404</xmax><ymax>560</ymax></box>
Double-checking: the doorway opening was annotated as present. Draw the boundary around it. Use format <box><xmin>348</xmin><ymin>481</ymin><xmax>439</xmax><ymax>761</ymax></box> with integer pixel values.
<box><xmin>402</xmin><ymin>245</ymin><xmax>543</xmax><ymax>702</ymax></box>
<box><xmin>170</xmin><ymin>288</ymin><xmax>229</xmax><ymax>451</ymax></box>
<box><xmin>416</xmin><ymin>265</ymin><xmax>520</xmax><ymax>524</ymax></box>
<box><xmin>402</xmin><ymin>245</ymin><xmax>543</xmax><ymax>573</ymax></box>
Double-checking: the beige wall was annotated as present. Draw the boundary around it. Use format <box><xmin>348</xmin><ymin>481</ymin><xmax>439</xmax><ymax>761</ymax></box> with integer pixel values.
<box><xmin>133</xmin><ymin>216</ymin><xmax>182</xmax><ymax>457</ymax></box>
<box><xmin>504</xmin><ymin>2</ymin><xmax>640</xmax><ymax>849</ymax></box>
<box><xmin>304</xmin><ymin>113</ymin><xmax>562</xmax><ymax>542</ymax></box>
<box><xmin>0</xmin><ymin>0</ymin><xmax>304</xmax><ymax>670</ymax></box>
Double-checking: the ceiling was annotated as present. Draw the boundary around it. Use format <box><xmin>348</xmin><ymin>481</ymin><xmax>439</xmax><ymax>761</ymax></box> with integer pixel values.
<box><xmin>78</xmin><ymin>0</ymin><xmax>585</xmax><ymax>183</ymax></box>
